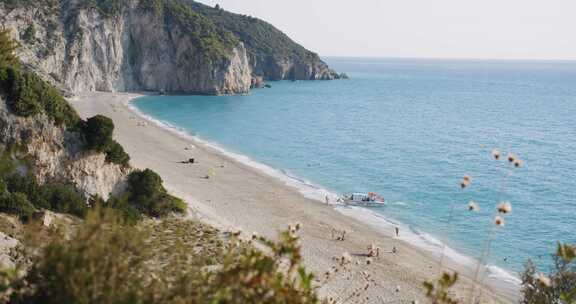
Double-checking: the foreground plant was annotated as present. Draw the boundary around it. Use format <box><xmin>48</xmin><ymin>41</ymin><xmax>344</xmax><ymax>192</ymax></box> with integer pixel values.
<box><xmin>521</xmin><ymin>243</ymin><xmax>576</xmax><ymax>304</ymax></box>
<box><xmin>0</xmin><ymin>209</ymin><xmax>321</xmax><ymax>303</ymax></box>
<box><xmin>423</xmin><ymin>271</ymin><xmax>459</xmax><ymax>304</ymax></box>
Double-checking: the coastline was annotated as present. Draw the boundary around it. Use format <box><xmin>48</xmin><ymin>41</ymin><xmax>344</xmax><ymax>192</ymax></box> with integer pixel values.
<box><xmin>70</xmin><ymin>91</ymin><xmax>520</xmax><ymax>303</ymax></box>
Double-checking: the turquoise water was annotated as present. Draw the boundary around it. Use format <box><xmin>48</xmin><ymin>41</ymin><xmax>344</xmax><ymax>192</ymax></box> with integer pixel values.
<box><xmin>134</xmin><ymin>57</ymin><xmax>576</xmax><ymax>275</ymax></box>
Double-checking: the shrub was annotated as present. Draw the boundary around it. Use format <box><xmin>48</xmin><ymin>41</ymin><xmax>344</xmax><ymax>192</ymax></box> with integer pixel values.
<box><xmin>7</xmin><ymin>210</ymin><xmax>320</xmax><ymax>303</ymax></box>
<box><xmin>105</xmin><ymin>193</ymin><xmax>142</xmax><ymax>224</ymax></box>
<box><xmin>4</xmin><ymin>173</ymin><xmax>86</xmax><ymax>217</ymax></box>
<box><xmin>126</xmin><ymin>169</ymin><xmax>186</xmax><ymax>217</ymax></box>
<box><xmin>0</xmin><ymin>30</ymin><xmax>80</xmax><ymax>127</ymax></box>
<box><xmin>521</xmin><ymin>243</ymin><xmax>576</xmax><ymax>304</ymax></box>
<box><xmin>84</xmin><ymin>115</ymin><xmax>114</xmax><ymax>152</ymax></box>
<box><xmin>21</xmin><ymin>24</ymin><xmax>36</xmax><ymax>44</ymax></box>
<box><xmin>0</xmin><ymin>29</ymin><xmax>19</xmax><ymax>68</ymax></box>
<box><xmin>18</xmin><ymin>209</ymin><xmax>149</xmax><ymax>304</ymax></box>
<box><xmin>0</xmin><ymin>192</ymin><xmax>35</xmax><ymax>218</ymax></box>
<box><xmin>105</xmin><ymin>140</ymin><xmax>130</xmax><ymax>167</ymax></box>
<box><xmin>40</xmin><ymin>183</ymin><xmax>87</xmax><ymax>217</ymax></box>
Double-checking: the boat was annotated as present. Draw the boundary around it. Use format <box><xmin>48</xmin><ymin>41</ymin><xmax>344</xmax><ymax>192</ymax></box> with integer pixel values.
<box><xmin>338</xmin><ymin>192</ymin><xmax>385</xmax><ymax>207</ymax></box>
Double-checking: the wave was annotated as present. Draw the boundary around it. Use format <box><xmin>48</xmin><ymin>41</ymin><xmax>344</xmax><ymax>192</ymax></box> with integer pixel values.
<box><xmin>127</xmin><ymin>97</ymin><xmax>521</xmax><ymax>293</ymax></box>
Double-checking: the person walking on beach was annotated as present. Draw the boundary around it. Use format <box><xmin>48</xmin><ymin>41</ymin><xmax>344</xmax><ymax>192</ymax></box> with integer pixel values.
<box><xmin>325</xmin><ymin>195</ymin><xmax>330</xmax><ymax>204</ymax></box>
<box><xmin>392</xmin><ymin>226</ymin><xmax>400</xmax><ymax>254</ymax></box>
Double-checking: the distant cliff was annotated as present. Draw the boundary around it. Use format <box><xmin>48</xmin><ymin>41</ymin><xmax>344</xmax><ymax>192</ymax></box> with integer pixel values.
<box><xmin>0</xmin><ymin>0</ymin><xmax>341</xmax><ymax>95</ymax></box>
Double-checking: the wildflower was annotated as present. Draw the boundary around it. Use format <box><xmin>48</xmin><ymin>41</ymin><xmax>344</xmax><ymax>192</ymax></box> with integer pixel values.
<box><xmin>497</xmin><ymin>201</ymin><xmax>512</xmax><ymax>214</ymax></box>
<box><xmin>536</xmin><ymin>273</ymin><xmax>551</xmax><ymax>288</ymax></box>
<box><xmin>492</xmin><ymin>149</ymin><xmax>501</xmax><ymax>160</ymax></box>
<box><xmin>494</xmin><ymin>216</ymin><xmax>505</xmax><ymax>226</ymax></box>
<box><xmin>507</xmin><ymin>153</ymin><xmax>516</xmax><ymax>163</ymax></box>
<box><xmin>514</xmin><ymin>159</ymin><xmax>523</xmax><ymax>168</ymax></box>
<box><xmin>468</xmin><ymin>201</ymin><xmax>480</xmax><ymax>212</ymax></box>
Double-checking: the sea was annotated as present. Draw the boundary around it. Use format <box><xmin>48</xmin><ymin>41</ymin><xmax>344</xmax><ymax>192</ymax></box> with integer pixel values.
<box><xmin>133</xmin><ymin>57</ymin><xmax>576</xmax><ymax>288</ymax></box>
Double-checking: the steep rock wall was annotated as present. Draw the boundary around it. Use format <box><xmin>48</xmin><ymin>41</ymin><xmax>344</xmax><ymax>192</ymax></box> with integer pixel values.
<box><xmin>0</xmin><ymin>1</ymin><xmax>252</xmax><ymax>95</ymax></box>
<box><xmin>0</xmin><ymin>100</ymin><xmax>128</xmax><ymax>200</ymax></box>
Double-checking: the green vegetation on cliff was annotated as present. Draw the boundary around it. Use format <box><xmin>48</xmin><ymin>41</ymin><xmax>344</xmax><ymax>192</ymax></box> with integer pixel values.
<box><xmin>0</xmin><ymin>146</ymin><xmax>88</xmax><ymax>218</ymax></box>
<box><xmin>82</xmin><ymin>0</ymin><xmax>239</xmax><ymax>61</ymax></box>
<box><xmin>0</xmin><ymin>30</ymin><xmax>80</xmax><ymax>128</ymax></box>
<box><xmin>184</xmin><ymin>0</ymin><xmax>320</xmax><ymax>65</ymax></box>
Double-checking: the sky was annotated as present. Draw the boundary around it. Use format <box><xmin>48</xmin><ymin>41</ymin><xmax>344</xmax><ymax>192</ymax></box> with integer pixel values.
<box><xmin>197</xmin><ymin>0</ymin><xmax>576</xmax><ymax>60</ymax></box>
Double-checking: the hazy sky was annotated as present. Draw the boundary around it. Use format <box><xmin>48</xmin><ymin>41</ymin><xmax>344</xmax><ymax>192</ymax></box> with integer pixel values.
<box><xmin>197</xmin><ymin>0</ymin><xmax>576</xmax><ymax>60</ymax></box>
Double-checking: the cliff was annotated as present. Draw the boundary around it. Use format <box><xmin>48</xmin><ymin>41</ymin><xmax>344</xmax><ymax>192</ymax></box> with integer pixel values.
<box><xmin>0</xmin><ymin>0</ymin><xmax>340</xmax><ymax>95</ymax></box>
<box><xmin>0</xmin><ymin>99</ymin><xmax>128</xmax><ymax>200</ymax></box>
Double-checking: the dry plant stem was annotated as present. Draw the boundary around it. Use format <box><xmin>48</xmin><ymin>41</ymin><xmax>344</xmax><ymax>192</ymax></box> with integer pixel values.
<box><xmin>468</xmin><ymin>167</ymin><xmax>514</xmax><ymax>304</ymax></box>
<box><xmin>438</xmin><ymin>202</ymin><xmax>458</xmax><ymax>275</ymax></box>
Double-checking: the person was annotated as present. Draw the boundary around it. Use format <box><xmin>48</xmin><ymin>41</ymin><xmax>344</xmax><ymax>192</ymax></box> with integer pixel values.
<box><xmin>325</xmin><ymin>195</ymin><xmax>329</xmax><ymax>204</ymax></box>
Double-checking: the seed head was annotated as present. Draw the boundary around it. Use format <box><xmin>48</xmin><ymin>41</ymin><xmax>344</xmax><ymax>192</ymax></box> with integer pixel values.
<box><xmin>536</xmin><ymin>273</ymin><xmax>551</xmax><ymax>288</ymax></box>
<box><xmin>497</xmin><ymin>201</ymin><xmax>512</xmax><ymax>214</ymax></box>
<box><xmin>494</xmin><ymin>216</ymin><xmax>505</xmax><ymax>226</ymax></box>
<box><xmin>492</xmin><ymin>149</ymin><xmax>501</xmax><ymax>160</ymax></box>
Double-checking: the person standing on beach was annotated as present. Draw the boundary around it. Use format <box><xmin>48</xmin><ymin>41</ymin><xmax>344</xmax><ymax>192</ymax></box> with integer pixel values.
<box><xmin>325</xmin><ymin>195</ymin><xmax>330</xmax><ymax>204</ymax></box>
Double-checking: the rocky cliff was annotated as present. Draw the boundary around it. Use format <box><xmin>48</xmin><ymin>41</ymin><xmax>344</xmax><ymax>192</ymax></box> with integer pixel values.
<box><xmin>0</xmin><ymin>98</ymin><xmax>128</xmax><ymax>200</ymax></box>
<box><xmin>0</xmin><ymin>0</ymin><xmax>340</xmax><ymax>95</ymax></box>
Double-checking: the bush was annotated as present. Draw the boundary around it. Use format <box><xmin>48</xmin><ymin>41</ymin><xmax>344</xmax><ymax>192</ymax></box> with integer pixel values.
<box><xmin>0</xmin><ymin>29</ymin><xmax>19</xmax><ymax>68</ymax></box>
<box><xmin>4</xmin><ymin>173</ymin><xmax>86</xmax><ymax>217</ymax></box>
<box><xmin>21</xmin><ymin>24</ymin><xmax>36</xmax><ymax>43</ymax></box>
<box><xmin>0</xmin><ymin>192</ymin><xmax>35</xmax><ymax>218</ymax></box>
<box><xmin>105</xmin><ymin>193</ymin><xmax>142</xmax><ymax>224</ymax></box>
<box><xmin>521</xmin><ymin>243</ymin><xmax>576</xmax><ymax>304</ymax></box>
<box><xmin>40</xmin><ymin>183</ymin><xmax>87</xmax><ymax>217</ymax></box>
<box><xmin>126</xmin><ymin>169</ymin><xmax>186</xmax><ymax>217</ymax></box>
<box><xmin>6</xmin><ymin>210</ymin><xmax>320</xmax><ymax>303</ymax></box>
<box><xmin>105</xmin><ymin>140</ymin><xmax>130</xmax><ymax>167</ymax></box>
<box><xmin>83</xmin><ymin>115</ymin><xmax>114</xmax><ymax>152</ymax></box>
<box><xmin>0</xmin><ymin>29</ymin><xmax>79</xmax><ymax>127</ymax></box>
<box><xmin>18</xmin><ymin>209</ymin><xmax>149</xmax><ymax>304</ymax></box>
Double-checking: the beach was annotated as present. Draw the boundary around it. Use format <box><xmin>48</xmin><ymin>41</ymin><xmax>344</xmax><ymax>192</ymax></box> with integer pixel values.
<box><xmin>70</xmin><ymin>92</ymin><xmax>519</xmax><ymax>303</ymax></box>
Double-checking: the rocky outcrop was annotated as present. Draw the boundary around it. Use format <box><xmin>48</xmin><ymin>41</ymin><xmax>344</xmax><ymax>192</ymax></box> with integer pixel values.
<box><xmin>0</xmin><ymin>100</ymin><xmax>128</xmax><ymax>200</ymax></box>
<box><xmin>0</xmin><ymin>0</ymin><xmax>339</xmax><ymax>96</ymax></box>
<box><xmin>0</xmin><ymin>0</ymin><xmax>252</xmax><ymax>95</ymax></box>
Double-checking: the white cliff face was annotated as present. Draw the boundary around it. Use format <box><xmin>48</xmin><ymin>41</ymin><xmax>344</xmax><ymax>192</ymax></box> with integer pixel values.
<box><xmin>0</xmin><ymin>101</ymin><xmax>128</xmax><ymax>200</ymax></box>
<box><xmin>0</xmin><ymin>1</ymin><xmax>252</xmax><ymax>95</ymax></box>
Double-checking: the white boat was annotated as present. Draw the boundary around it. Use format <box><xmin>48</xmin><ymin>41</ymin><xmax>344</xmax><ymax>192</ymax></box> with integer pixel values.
<box><xmin>338</xmin><ymin>192</ymin><xmax>385</xmax><ymax>207</ymax></box>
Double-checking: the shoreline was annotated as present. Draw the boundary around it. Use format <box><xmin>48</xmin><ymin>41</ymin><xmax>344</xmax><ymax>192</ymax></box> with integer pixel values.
<box><xmin>71</xmin><ymin>91</ymin><xmax>520</xmax><ymax>303</ymax></box>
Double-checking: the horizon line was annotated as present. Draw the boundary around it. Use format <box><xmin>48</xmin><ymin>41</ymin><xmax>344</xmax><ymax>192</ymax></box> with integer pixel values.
<box><xmin>320</xmin><ymin>55</ymin><xmax>576</xmax><ymax>62</ymax></box>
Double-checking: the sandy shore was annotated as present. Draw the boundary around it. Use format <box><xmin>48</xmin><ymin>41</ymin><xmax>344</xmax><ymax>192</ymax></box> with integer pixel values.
<box><xmin>70</xmin><ymin>92</ymin><xmax>519</xmax><ymax>303</ymax></box>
